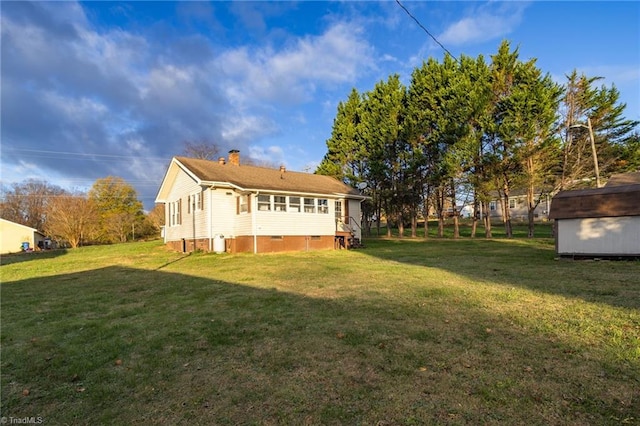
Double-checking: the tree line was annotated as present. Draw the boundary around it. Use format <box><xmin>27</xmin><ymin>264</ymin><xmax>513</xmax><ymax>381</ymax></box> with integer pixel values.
<box><xmin>0</xmin><ymin>177</ymin><xmax>163</xmax><ymax>248</ymax></box>
<box><xmin>316</xmin><ymin>40</ymin><xmax>639</xmax><ymax>238</ymax></box>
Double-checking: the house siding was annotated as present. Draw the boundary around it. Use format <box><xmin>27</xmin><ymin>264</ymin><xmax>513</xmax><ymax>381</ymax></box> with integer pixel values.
<box><xmin>209</xmin><ymin>189</ymin><xmax>237</xmax><ymax>238</ymax></box>
<box><xmin>556</xmin><ymin>216</ymin><xmax>640</xmax><ymax>256</ymax></box>
<box><xmin>488</xmin><ymin>194</ymin><xmax>551</xmax><ymax>222</ymax></box>
<box><xmin>0</xmin><ymin>219</ymin><xmax>39</xmax><ymax>254</ymax></box>
<box><xmin>164</xmin><ymin>168</ymin><xmax>202</xmax><ymax>244</ymax></box>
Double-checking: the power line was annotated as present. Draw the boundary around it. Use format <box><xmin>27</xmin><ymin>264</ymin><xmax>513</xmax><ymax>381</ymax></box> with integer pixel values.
<box><xmin>394</xmin><ymin>0</ymin><xmax>459</xmax><ymax>63</ymax></box>
<box><xmin>3</xmin><ymin>148</ymin><xmax>171</xmax><ymax>162</ymax></box>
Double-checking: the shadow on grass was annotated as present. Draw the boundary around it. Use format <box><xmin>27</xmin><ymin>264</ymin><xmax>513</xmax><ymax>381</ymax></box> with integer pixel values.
<box><xmin>1</xmin><ymin>265</ymin><xmax>638</xmax><ymax>425</ymax></box>
<box><xmin>0</xmin><ymin>248</ymin><xmax>68</xmax><ymax>266</ymax></box>
<box><xmin>360</xmin><ymin>237</ymin><xmax>640</xmax><ymax>310</ymax></box>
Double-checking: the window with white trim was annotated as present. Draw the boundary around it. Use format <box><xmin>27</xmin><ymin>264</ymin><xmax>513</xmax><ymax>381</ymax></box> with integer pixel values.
<box><xmin>239</xmin><ymin>194</ymin><xmax>249</xmax><ymax>213</ymax></box>
<box><xmin>304</xmin><ymin>198</ymin><xmax>315</xmax><ymax>213</ymax></box>
<box><xmin>289</xmin><ymin>197</ymin><xmax>301</xmax><ymax>212</ymax></box>
<box><xmin>188</xmin><ymin>191</ymin><xmax>202</xmax><ymax>214</ymax></box>
<box><xmin>489</xmin><ymin>201</ymin><xmax>496</xmax><ymax>211</ymax></box>
<box><xmin>335</xmin><ymin>200</ymin><xmax>343</xmax><ymax>221</ymax></box>
<box><xmin>169</xmin><ymin>199</ymin><xmax>182</xmax><ymax>226</ymax></box>
<box><xmin>258</xmin><ymin>195</ymin><xmax>271</xmax><ymax>211</ymax></box>
<box><xmin>318</xmin><ymin>199</ymin><xmax>328</xmax><ymax>214</ymax></box>
<box><xmin>509</xmin><ymin>198</ymin><xmax>516</xmax><ymax>209</ymax></box>
<box><xmin>274</xmin><ymin>196</ymin><xmax>286</xmax><ymax>212</ymax></box>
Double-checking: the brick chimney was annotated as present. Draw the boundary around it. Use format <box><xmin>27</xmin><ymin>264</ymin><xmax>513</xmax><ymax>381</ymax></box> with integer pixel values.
<box><xmin>228</xmin><ymin>150</ymin><xmax>240</xmax><ymax>166</ymax></box>
<box><xmin>218</xmin><ymin>157</ymin><xmax>226</xmax><ymax>165</ymax></box>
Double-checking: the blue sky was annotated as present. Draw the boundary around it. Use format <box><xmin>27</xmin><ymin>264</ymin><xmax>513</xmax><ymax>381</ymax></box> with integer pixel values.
<box><xmin>2</xmin><ymin>1</ymin><xmax>638</xmax><ymax>210</ymax></box>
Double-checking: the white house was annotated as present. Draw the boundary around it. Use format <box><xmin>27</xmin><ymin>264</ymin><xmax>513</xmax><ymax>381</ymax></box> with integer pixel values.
<box><xmin>549</xmin><ymin>172</ymin><xmax>640</xmax><ymax>258</ymax></box>
<box><xmin>155</xmin><ymin>151</ymin><xmax>368</xmax><ymax>254</ymax></box>
<box><xmin>0</xmin><ymin>218</ymin><xmax>46</xmax><ymax>254</ymax></box>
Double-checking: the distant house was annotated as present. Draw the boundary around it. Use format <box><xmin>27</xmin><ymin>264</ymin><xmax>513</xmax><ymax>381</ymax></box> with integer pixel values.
<box><xmin>0</xmin><ymin>218</ymin><xmax>46</xmax><ymax>254</ymax></box>
<box><xmin>487</xmin><ymin>190</ymin><xmax>552</xmax><ymax>222</ymax></box>
<box><xmin>549</xmin><ymin>172</ymin><xmax>640</xmax><ymax>258</ymax></box>
<box><xmin>155</xmin><ymin>151</ymin><xmax>368</xmax><ymax>254</ymax></box>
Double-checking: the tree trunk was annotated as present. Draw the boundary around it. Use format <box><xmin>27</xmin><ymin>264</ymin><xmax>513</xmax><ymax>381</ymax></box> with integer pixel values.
<box><xmin>526</xmin><ymin>182</ymin><xmax>536</xmax><ymax>238</ymax></box>
<box><xmin>410</xmin><ymin>213</ymin><xmax>418</xmax><ymax>238</ymax></box>
<box><xmin>423</xmin><ymin>191</ymin><xmax>430</xmax><ymax>239</ymax></box>
<box><xmin>482</xmin><ymin>201</ymin><xmax>492</xmax><ymax>238</ymax></box>
<box><xmin>501</xmin><ymin>188</ymin><xmax>513</xmax><ymax>238</ymax></box>
<box><xmin>450</xmin><ymin>180</ymin><xmax>459</xmax><ymax>238</ymax></box>
<box><xmin>436</xmin><ymin>187</ymin><xmax>445</xmax><ymax>238</ymax></box>
<box><xmin>470</xmin><ymin>196</ymin><xmax>479</xmax><ymax>238</ymax></box>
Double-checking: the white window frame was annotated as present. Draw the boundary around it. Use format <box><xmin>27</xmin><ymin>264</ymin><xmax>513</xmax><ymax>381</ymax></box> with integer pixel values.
<box><xmin>318</xmin><ymin>198</ymin><xmax>329</xmax><ymax>214</ymax></box>
<box><xmin>239</xmin><ymin>194</ymin><xmax>249</xmax><ymax>213</ymax></box>
<box><xmin>304</xmin><ymin>198</ymin><xmax>315</xmax><ymax>213</ymax></box>
<box><xmin>289</xmin><ymin>196</ymin><xmax>301</xmax><ymax>212</ymax></box>
<box><xmin>258</xmin><ymin>194</ymin><xmax>271</xmax><ymax>211</ymax></box>
<box><xmin>189</xmin><ymin>191</ymin><xmax>202</xmax><ymax>214</ymax></box>
<box><xmin>274</xmin><ymin>195</ymin><xmax>286</xmax><ymax>212</ymax></box>
<box><xmin>169</xmin><ymin>199</ymin><xmax>182</xmax><ymax>226</ymax></box>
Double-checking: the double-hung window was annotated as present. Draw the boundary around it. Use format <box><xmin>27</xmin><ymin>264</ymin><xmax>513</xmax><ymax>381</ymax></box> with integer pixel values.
<box><xmin>188</xmin><ymin>191</ymin><xmax>202</xmax><ymax>214</ymax></box>
<box><xmin>274</xmin><ymin>196</ymin><xmax>286</xmax><ymax>212</ymax></box>
<box><xmin>169</xmin><ymin>199</ymin><xmax>182</xmax><ymax>226</ymax></box>
<box><xmin>238</xmin><ymin>194</ymin><xmax>249</xmax><ymax>213</ymax></box>
<box><xmin>258</xmin><ymin>195</ymin><xmax>271</xmax><ymax>211</ymax></box>
<box><xmin>289</xmin><ymin>197</ymin><xmax>301</xmax><ymax>212</ymax></box>
<box><xmin>304</xmin><ymin>198</ymin><xmax>315</xmax><ymax>213</ymax></box>
<box><xmin>317</xmin><ymin>199</ymin><xmax>328</xmax><ymax>214</ymax></box>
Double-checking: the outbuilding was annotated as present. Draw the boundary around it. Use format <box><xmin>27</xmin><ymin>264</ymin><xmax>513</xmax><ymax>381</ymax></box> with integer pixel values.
<box><xmin>549</xmin><ymin>172</ymin><xmax>640</xmax><ymax>258</ymax></box>
<box><xmin>0</xmin><ymin>218</ymin><xmax>46</xmax><ymax>254</ymax></box>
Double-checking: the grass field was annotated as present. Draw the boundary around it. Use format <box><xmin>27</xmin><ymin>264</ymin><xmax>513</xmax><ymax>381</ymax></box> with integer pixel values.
<box><xmin>1</xmin><ymin>236</ymin><xmax>639</xmax><ymax>425</ymax></box>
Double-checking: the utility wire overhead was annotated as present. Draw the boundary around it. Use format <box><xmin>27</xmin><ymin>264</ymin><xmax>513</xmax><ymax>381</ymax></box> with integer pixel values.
<box><xmin>394</xmin><ymin>0</ymin><xmax>459</xmax><ymax>63</ymax></box>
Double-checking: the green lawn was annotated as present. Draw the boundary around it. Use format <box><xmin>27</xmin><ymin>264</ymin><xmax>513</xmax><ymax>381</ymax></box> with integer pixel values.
<box><xmin>1</xmin><ymin>238</ymin><xmax>639</xmax><ymax>425</ymax></box>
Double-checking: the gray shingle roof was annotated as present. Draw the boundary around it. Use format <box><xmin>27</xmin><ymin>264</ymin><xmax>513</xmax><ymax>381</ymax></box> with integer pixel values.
<box><xmin>175</xmin><ymin>157</ymin><xmax>361</xmax><ymax>197</ymax></box>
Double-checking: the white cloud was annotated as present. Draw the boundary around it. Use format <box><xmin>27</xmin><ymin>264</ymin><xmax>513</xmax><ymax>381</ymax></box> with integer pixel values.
<box><xmin>219</xmin><ymin>21</ymin><xmax>375</xmax><ymax>107</ymax></box>
<box><xmin>438</xmin><ymin>3</ymin><xmax>529</xmax><ymax>46</ymax></box>
<box><xmin>1</xmin><ymin>2</ymin><xmax>376</xmax><ymax>207</ymax></box>
<box><xmin>248</xmin><ymin>145</ymin><xmax>285</xmax><ymax>166</ymax></box>
<box><xmin>221</xmin><ymin>115</ymin><xmax>278</xmax><ymax>146</ymax></box>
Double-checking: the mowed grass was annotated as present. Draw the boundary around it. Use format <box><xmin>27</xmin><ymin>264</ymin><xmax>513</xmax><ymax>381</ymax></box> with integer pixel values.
<box><xmin>1</xmin><ymin>238</ymin><xmax>639</xmax><ymax>425</ymax></box>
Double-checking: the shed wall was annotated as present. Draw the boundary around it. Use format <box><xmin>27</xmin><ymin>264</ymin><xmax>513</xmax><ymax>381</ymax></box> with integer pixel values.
<box><xmin>556</xmin><ymin>216</ymin><xmax>640</xmax><ymax>256</ymax></box>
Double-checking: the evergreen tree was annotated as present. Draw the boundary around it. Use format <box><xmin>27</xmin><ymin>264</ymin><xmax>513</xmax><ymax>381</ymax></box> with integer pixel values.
<box><xmin>360</xmin><ymin>75</ymin><xmax>407</xmax><ymax>237</ymax></box>
<box><xmin>560</xmin><ymin>71</ymin><xmax>639</xmax><ymax>189</ymax></box>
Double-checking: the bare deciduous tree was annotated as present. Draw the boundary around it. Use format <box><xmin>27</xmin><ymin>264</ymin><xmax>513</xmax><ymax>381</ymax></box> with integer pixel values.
<box><xmin>0</xmin><ymin>179</ymin><xmax>65</xmax><ymax>230</ymax></box>
<box><xmin>45</xmin><ymin>193</ymin><xmax>98</xmax><ymax>248</ymax></box>
<box><xmin>182</xmin><ymin>140</ymin><xmax>221</xmax><ymax>160</ymax></box>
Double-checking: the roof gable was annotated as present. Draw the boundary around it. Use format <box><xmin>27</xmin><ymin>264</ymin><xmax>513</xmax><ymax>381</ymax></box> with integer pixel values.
<box><xmin>0</xmin><ymin>218</ymin><xmax>38</xmax><ymax>232</ymax></box>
